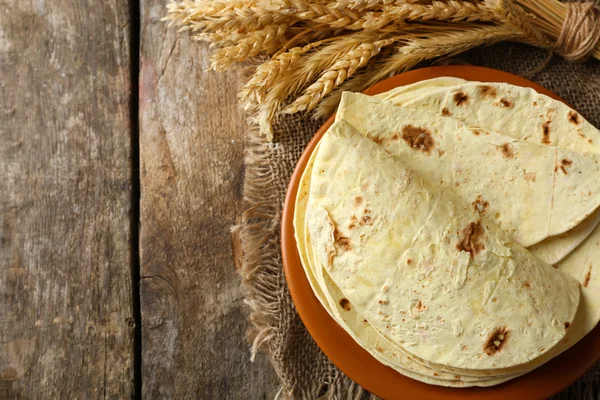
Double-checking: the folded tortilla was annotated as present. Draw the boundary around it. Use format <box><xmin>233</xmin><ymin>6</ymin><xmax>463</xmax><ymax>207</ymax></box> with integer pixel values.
<box><xmin>305</xmin><ymin>120</ymin><xmax>581</xmax><ymax>371</ymax></box>
<box><xmin>376</xmin><ymin>80</ymin><xmax>600</xmax><ymax>265</ymax></box>
<box><xmin>295</xmin><ymin>143</ymin><xmax>524</xmax><ymax>386</ymax></box>
<box><xmin>374</xmin><ymin>80</ymin><xmax>600</xmax><ymax>367</ymax></box>
<box><xmin>337</xmin><ymin>92</ymin><xmax>600</xmax><ymax>250</ymax></box>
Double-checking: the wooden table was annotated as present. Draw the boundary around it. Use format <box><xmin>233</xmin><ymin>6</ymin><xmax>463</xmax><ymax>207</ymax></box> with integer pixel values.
<box><xmin>1</xmin><ymin>1</ymin><xmax>279</xmax><ymax>398</ymax></box>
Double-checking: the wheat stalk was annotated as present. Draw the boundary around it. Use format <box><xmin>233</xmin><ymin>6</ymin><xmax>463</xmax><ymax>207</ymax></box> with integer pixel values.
<box><xmin>210</xmin><ymin>24</ymin><xmax>290</xmax><ymax>70</ymax></box>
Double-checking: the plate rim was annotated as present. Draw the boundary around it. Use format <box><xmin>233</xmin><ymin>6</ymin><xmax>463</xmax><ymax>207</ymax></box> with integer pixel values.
<box><xmin>281</xmin><ymin>65</ymin><xmax>600</xmax><ymax>400</ymax></box>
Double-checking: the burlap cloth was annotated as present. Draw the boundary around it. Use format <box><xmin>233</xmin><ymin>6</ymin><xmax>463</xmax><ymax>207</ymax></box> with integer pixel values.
<box><xmin>236</xmin><ymin>42</ymin><xmax>600</xmax><ymax>400</ymax></box>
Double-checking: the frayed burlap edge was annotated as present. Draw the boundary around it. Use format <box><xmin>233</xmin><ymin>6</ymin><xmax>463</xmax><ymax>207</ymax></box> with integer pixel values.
<box><xmin>235</xmin><ymin>124</ymin><xmax>377</xmax><ymax>400</ymax></box>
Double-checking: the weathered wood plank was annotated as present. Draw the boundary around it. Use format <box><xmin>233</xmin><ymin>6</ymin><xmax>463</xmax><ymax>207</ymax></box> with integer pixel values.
<box><xmin>140</xmin><ymin>2</ymin><xmax>280</xmax><ymax>398</ymax></box>
<box><xmin>0</xmin><ymin>0</ymin><xmax>134</xmax><ymax>398</ymax></box>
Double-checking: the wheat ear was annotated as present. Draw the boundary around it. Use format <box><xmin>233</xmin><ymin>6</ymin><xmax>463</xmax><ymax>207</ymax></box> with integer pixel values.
<box><xmin>210</xmin><ymin>24</ymin><xmax>289</xmax><ymax>71</ymax></box>
<box><xmin>264</xmin><ymin>0</ymin><xmax>498</xmax><ymax>30</ymax></box>
<box><xmin>283</xmin><ymin>37</ymin><xmax>398</xmax><ymax>113</ymax></box>
<box><xmin>254</xmin><ymin>32</ymin><xmax>383</xmax><ymax>139</ymax></box>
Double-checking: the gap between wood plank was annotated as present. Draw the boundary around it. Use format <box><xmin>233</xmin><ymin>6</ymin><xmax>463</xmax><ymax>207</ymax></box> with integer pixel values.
<box><xmin>129</xmin><ymin>0</ymin><xmax>142</xmax><ymax>398</ymax></box>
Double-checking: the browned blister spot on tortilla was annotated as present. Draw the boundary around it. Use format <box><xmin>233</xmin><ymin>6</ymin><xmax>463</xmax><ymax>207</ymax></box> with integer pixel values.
<box><xmin>524</xmin><ymin>172</ymin><xmax>536</xmax><ymax>182</ymax></box>
<box><xmin>378</xmin><ymin>299</ymin><xmax>388</xmax><ymax>305</ymax></box>
<box><xmin>367</xmin><ymin>133</ymin><xmax>383</xmax><ymax>144</ymax></box>
<box><xmin>433</xmin><ymin>373</ymin><xmax>439</xmax><ymax>376</ymax></box>
<box><xmin>494</xmin><ymin>98</ymin><xmax>514</xmax><ymax>108</ymax></box>
<box><xmin>478</xmin><ymin>85</ymin><xmax>497</xmax><ymax>98</ymax></box>
<box><xmin>472</xmin><ymin>130</ymin><xmax>482</xmax><ymax>136</ymax></box>
<box><xmin>564</xmin><ymin>322</ymin><xmax>570</xmax><ymax>330</ymax></box>
<box><xmin>472</xmin><ymin>195</ymin><xmax>489</xmax><ymax>215</ymax></box>
<box><xmin>354</xmin><ymin>196</ymin><xmax>363</xmax><ymax>206</ymax></box>
<box><xmin>375</xmin><ymin>346</ymin><xmax>383</xmax><ymax>352</ymax></box>
<box><xmin>336</xmin><ymin>236</ymin><xmax>352</xmax><ymax>251</ymax></box>
<box><xmin>533</xmin><ymin>101</ymin><xmax>538</xmax><ymax>106</ymax></box>
<box><xmin>438</xmin><ymin>149</ymin><xmax>445</xmax><ymax>157</ymax></box>
<box><xmin>456</xmin><ymin>221</ymin><xmax>486</xmax><ymax>258</ymax></box>
<box><xmin>542</xmin><ymin>121</ymin><xmax>551</xmax><ymax>144</ymax></box>
<box><xmin>339</xmin><ymin>298</ymin><xmax>351</xmax><ymax>311</ymax></box>
<box><xmin>407</xmin><ymin>258</ymin><xmax>412</xmax><ymax>265</ymax></box>
<box><xmin>414</xmin><ymin>300</ymin><xmax>427</xmax><ymax>312</ymax></box>
<box><xmin>401</xmin><ymin>125</ymin><xmax>435</xmax><ymax>154</ymax></box>
<box><xmin>584</xmin><ymin>264</ymin><xmax>593</xmax><ymax>287</ymax></box>
<box><xmin>391</xmin><ymin>132</ymin><xmax>400</xmax><ymax>140</ymax></box>
<box><xmin>499</xmin><ymin>143</ymin><xmax>514</xmax><ymax>158</ymax></box>
<box><xmin>441</xmin><ymin>107</ymin><xmax>452</xmax><ymax>116</ymax></box>
<box><xmin>360</xmin><ymin>216</ymin><xmax>373</xmax><ymax>226</ymax></box>
<box><xmin>559</xmin><ymin>158</ymin><xmax>573</xmax><ymax>175</ymax></box>
<box><xmin>348</xmin><ymin>215</ymin><xmax>359</xmax><ymax>230</ymax></box>
<box><xmin>453</xmin><ymin>91</ymin><xmax>469</xmax><ymax>107</ymax></box>
<box><xmin>484</xmin><ymin>326</ymin><xmax>510</xmax><ymax>356</ymax></box>
<box><xmin>568</xmin><ymin>110</ymin><xmax>582</xmax><ymax>125</ymax></box>
<box><xmin>523</xmin><ymin>281</ymin><xmax>531</xmax><ymax>288</ymax></box>
<box><xmin>492</xmin><ymin>297</ymin><xmax>498</xmax><ymax>303</ymax></box>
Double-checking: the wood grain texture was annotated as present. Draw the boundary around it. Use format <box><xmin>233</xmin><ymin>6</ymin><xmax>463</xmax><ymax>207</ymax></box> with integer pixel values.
<box><xmin>140</xmin><ymin>1</ymin><xmax>280</xmax><ymax>398</ymax></box>
<box><xmin>0</xmin><ymin>0</ymin><xmax>134</xmax><ymax>398</ymax></box>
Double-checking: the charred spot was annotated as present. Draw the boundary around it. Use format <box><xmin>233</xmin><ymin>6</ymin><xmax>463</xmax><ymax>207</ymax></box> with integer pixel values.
<box><xmin>523</xmin><ymin>281</ymin><xmax>531</xmax><ymax>288</ymax></box>
<box><xmin>584</xmin><ymin>264</ymin><xmax>592</xmax><ymax>287</ymax></box>
<box><xmin>472</xmin><ymin>195</ymin><xmax>489</xmax><ymax>215</ymax></box>
<box><xmin>360</xmin><ymin>216</ymin><xmax>373</xmax><ymax>226</ymax></box>
<box><xmin>456</xmin><ymin>221</ymin><xmax>486</xmax><ymax>258</ymax></box>
<box><xmin>453</xmin><ymin>91</ymin><xmax>469</xmax><ymax>107</ymax></box>
<box><xmin>564</xmin><ymin>321</ymin><xmax>570</xmax><ymax>330</ymax></box>
<box><xmin>354</xmin><ymin>196</ymin><xmax>364</xmax><ymax>206</ymax></box>
<box><xmin>415</xmin><ymin>300</ymin><xmax>427</xmax><ymax>312</ymax></box>
<box><xmin>339</xmin><ymin>298</ymin><xmax>351</xmax><ymax>311</ymax></box>
<box><xmin>484</xmin><ymin>326</ymin><xmax>509</xmax><ymax>356</ymax></box>
<box><xmin>407</xmin><ymin>258</ymin><xmax>412</xmax><ymax>265</ymax></box>
<box><xmin>401</xmin><ymin>125</ymin><xmax>435</xmax><ymax>154</ymax></box>
<box><xmin>499</xmin><ymin>143</ymin><xmax>514</xmax><ymax>158</ymax></box>
<box><xmin>494</xmin><ymin>98</ymin><xmax>514</xmax><ymax>108</ymax></box>
<box><xmin>336</xmin><ymin>236</ymin><xmax>352</xmax><ymax>251</ymax></box>
<box><xmin>442</xmin><ymin>107</ymin><xmax>452</xmax><ymax>116</ymax></box>
<box><xmin>559</xmin><ymin>158</ymin><xmax>573</xmax><ymax>175</ymax></box>
<box><xmin>478</xmin><ymin>85</ymin><xmax>497</xmax><ymax>98</ymax></box>
<box><xmin>568</xmin><ymin>110</ymin><xmax>582</xmax><ymax>125</ymax></box>
<box><xmin>542</xmin><ymin>121</ymin><xmax>551</xmax><ymax>144</ymax></box>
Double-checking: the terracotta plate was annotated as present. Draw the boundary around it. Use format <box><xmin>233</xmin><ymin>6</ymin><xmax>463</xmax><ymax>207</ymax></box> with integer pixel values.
<box><xmin>281</xmin><ymin>66</ymin><xmax>600</xmax><ymax>400</ymax></box>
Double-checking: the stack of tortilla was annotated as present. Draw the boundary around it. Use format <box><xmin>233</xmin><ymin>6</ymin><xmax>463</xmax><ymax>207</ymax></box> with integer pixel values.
<box><xmin>294</xmin><ymin>77</ymin><xmax>600</xmax><ymax>387</ymax></box>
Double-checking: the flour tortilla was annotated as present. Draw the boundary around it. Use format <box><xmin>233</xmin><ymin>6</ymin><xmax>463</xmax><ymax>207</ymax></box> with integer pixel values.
<box><xmin>305</xmin><ymin>120</ymin><xmax>580</xmax><ymax>371</ymax></box>
<box><xmin>294</xmin><ymin>144</ymin><xmax>523</xmax><ymax>386</ymax></box>
<box><xmin>337</xmin><ymin>92</ymin><xmax>600</xmax><ymax>249</ymax></box>
<box><xmin>376</xmin><ymin>79</ymin><xmax>600</xmax><ymax>265</ymax></box>
<box><xmin>372</xmin><ymin>79</ymin><xmax>600</xmax><ymax>362</ymax></box>
<box><xmin>296</xmin><ymin>143</ymin><xmax>528</xmax><ymax>386</ymax></box>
